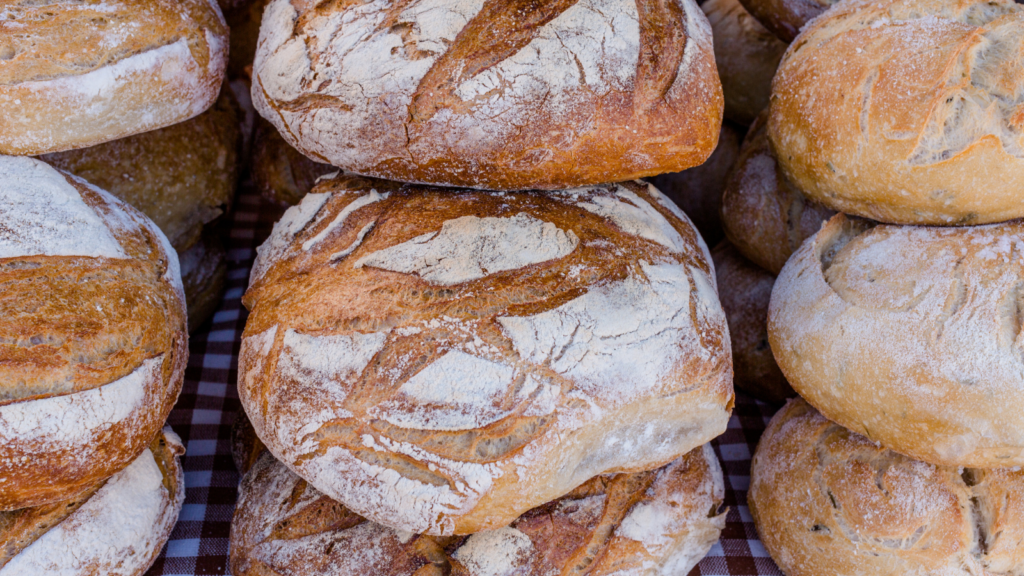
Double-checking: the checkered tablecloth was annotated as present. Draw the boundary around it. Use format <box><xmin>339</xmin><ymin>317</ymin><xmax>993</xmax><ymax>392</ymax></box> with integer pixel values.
<box><xmin>143</xmin><ymin>179</ymin><xmax>786</xmax><ymax>576</ymax></box>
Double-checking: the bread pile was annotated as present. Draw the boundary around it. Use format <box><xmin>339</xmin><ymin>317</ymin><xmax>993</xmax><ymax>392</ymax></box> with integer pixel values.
<box><xmin>0</xmin><ymin>0</ymin><xmax>245</xmax><ymax>570</ymax></box>
<box><xmin>226</xmin><ymin>0</ymin><xmax>748</xmax><ymax>572</ymax></box>
<box><xmin>746</xmin><ymin>0</ymin><xmax>1024</xmax><ymax>574</ymax></box>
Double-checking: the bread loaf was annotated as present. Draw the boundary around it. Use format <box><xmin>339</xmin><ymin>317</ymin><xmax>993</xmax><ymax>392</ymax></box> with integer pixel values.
<box><xmin>770</xmin><ymin>213</ymin><xmax>1024</xmax><ymax>467</ymax></box>
<box><xmin>770</xmin><ymin>0</ymin><xmax>1024</xmax><ymax>225</ymax></box>
<box><xmin>722</xmin><ymin>109</ymin><xmax>835</xmax><ymax>275</ymax></box>
<box><xmin>0</xmin><ymin>156</ymin><xmax>187</xmax><ymax>509</ymax></box>
<box><xmin>737</xmin><ymin>0</ymin><xmax>838</xmax><ymax>41</ymax></box>
<box><xmin>230</xmin><ymin>446</ymin><xmax>725</xmax><ymax>576</ymax></box>
<box><xmin>252</xmin><ymin>118</ymin><xmax>336</xmax><ymax>208</ymax></box>
<box><xmin>250</xmin><ymin>0</ymin><xmax>723</xmax><ymax>190</ymax></box>
<box><xmin>702</xmin><ymin>0</ymin><xmax>787</xmax><ymax>125</ymax></box>
<box><xmin>239</xmin><ymin>174</ymin><xmax>733</xmax><ymax>535</ymax></box>
<box><xmin>750</xmin><ymin>398</ymin><xmax>1024</xmax><ymax>576</ymax></box>
<box><xmin>0</xmin><ymin>0</ymin><xmax>228</xmax><ymax>155</ymax></box>
<box><xmin>712</xmin><ymin>242</ymin><xmax>792</xmax><ymax>403</ymax></box>
<box><xmin>0</xmin><ymin>428</ymin><xmax>185</xmax><ymax>576</ymax></box>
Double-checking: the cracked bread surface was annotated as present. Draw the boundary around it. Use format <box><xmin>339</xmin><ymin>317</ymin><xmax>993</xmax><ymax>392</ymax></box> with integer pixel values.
<box><xmin>750</xmin><ymin>398</ymin><xmax>1024</xmax><ymax>576</ymax></box>
<box><xmin>769</xmin><ymin>213</ymin><xmax>1024</xmax><ymax>468</ymax></box>
<box><xmin>239</xmin><ymin>173</ymin><xmax>733</xmax><ymax>535</ymax></box>
<box><xmin>250</xmin><ymin>0</ymin><xmax>723</xmax><ymax>190</ymax></box>
<box><xmin>0</xmin><ymin>0</ymin><xmax>228</xmax><ymax>155</ymax></box>
<box><xmin>0</xmin><ymin>428</ymin><xmax>185</xmax><ymax>576</ymax></box>
<box><xmin>769</xmin><ymin>0</ymin><xmax>1024</xmax><ymax>225</ymax></box>
<box><xmin>230</xmin><ymin>445</ymin><xmax>725</xmax><ymax>576</ymax></box>
<box><xmin>0</xmin><ymin>156</ymin><xmax>187</xmax><ymax>510</ymax></box>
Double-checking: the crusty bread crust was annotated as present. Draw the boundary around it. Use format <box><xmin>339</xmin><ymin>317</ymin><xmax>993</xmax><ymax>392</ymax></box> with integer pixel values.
<box><xmin>0</xmin><ymin>0</ymin><xmax>228</xmax><ymax>155</ymax></box>
<box><xmin>712</xmin><ymin>242</ymin><xmax>792</xmax><ymax>403</ymax></box>
<box><xmin>0</xmin><ymin>157</ymin><xmax>187</xmax><ymax>509</ymax></box>
<box><xmin>721</xmin><ymin>109</ymin><xmax>835</xmax><ymax>275</ymax></box>
<box><xmin>770</xmin><ymin>214</ymin><xmax>1024</xmax><ymax>467</ymax></box>
<box><xmin>239</xmin><ymin>174</ymin><xmax>733</xmax><ymax>534</ymax></box>
<box><xmin>251</xmin><ymin>0</ymin><xmax>723</xmax><ymax>190</ymax></box>
<box><xmin>0</xmin><ymin>428</ymin><xmax>185</xmax><ymax>576</ymax></box>
<box><xmin>750</xmin><ymin>399</ymin><xmax>1024</xmax><ymax>576</ymax></box>
<box><xmin>230</xmin><ymin>446</ymin><xmax>725</xmax><ymax>576</ymax></box>
<box><xmin>770</xmin><ymin>0</ymin><xmax>1024</xmax><ymax>225</ymax></box>
<box><xmin>737</xmin><ymin>0</ymin><xmax>837</xmax><ymax>41</ymax></box>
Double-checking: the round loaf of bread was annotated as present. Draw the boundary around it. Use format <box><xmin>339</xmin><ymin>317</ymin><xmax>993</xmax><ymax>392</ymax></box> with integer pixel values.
<box><xmin>702</xmin><ymin>0</ymin><xmax>787</xmax><ymax>125</ymax></box>
<box><xmin>648</xmin><ymin>121</ymin><xmax>742</xmax><ymax>247</ymax></box>
<box><xmin>737</xmin><ymin>0</ymin><xmax>838</xmax><ymax>41</ymax></box>
<box><xmin>0</xmin><ymin>156</ymin><xmax>187</xmax><ymax>510</ymax></box>
<box><xmin>230</xmin><ymin>445</ymin><xmax>725</xmax><ymax>576</ymax></box>
<box><xmin>712</xmin><ymin>242</ymin><xmax>792</xmax><ymax>403</ymax></box>
<box><xmin>722</xmin><ymin>109</ymin><xmax>835</xmax><ymax>275</ymax></box>
<box><xmin>770</xmin><ymin>213</ymin><xmax>1024</xmax><ymax>467</ymax></box>
<box><xmin>239</xmin><ymin>174</ymin><xmax>733</xmax><ymax>535</ymax></box>
<box><xmin>0</xmin><ymin>0</ymin><xmax>228</xmax><ymax>155</ymax></box>
<box><xmin>252</xmin><ymin>118</ymin><xmax>336</xmax><ymax>208</ymax></box>
<box><xmin>750</xmin><ymin>398</ymin><xmax>1024</xmax><ymax>576</ymax></box>
<box><xmin>770</xmin><ymin>0</ymin><xmax>1024</xmax><ymax>225</ymax></box>
<box><xmin>0</xmin><ymin>428</ymin><xmax>185</xmax><ymax>576</ymax></box>
<box><xmin>251</xmin><ymin>0</ymin><xmax>723</xmax><ymax>190</ymax></box>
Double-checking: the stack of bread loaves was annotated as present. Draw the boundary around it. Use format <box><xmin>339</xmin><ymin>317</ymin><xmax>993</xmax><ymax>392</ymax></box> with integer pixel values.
<box><xmin>750</xmin><ymin>0</ymin><xmax>1024</xmax><ymax>574</ymax></box>
<box><xmin>229</xmin><ymin>0</ymin><xmax>740</xmax><ymax>573</ymax></box>
<box><xmin>0</xmin><ymin>0</ymin><xmax>235</xmax><ymax>571</ymax></box>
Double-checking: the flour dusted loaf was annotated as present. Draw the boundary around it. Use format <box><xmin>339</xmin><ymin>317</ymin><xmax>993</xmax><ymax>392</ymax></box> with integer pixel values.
<box><xmin>239</xmin><ymin>174</ymin><xmax>733</xmax><ymax>534</ymax></box>
<box><xmin>770</xmin><ymin>0</ymin><xmax>1024</xmax><ymax>225</ymax></box>
<box><xmin>230</xmin><ymin>446</ymin><xmax>725</xmax><ymax>576</ymax></box>
<box><xmin>722</xmin><ymin>109</ymin><xmax>834</xmax><ymax>275</ymax></box>
<box><xmin>0</xmin><ymin>156</ymin><xmax>187</xmax><ymax>509</ymax></box>
<box><xmin>702</xmin><ymin>0</ymin><xmax>787</xmax><ymax>125</ymax></box>
<box><xmin>0</xmin><ymin>428</ymin><xmax>185</xmax><ymax>576</ymax></box>
<box><xmin>770</xmin><ymin>214</ymin><xmax>1024</xmax><ymax>467</ymax></box>
<box><xmin>738</xmin><ymin>0</ymin><xmax>838</xmax><ymax>41</ymax></box>
<box><xmin>251</xmin><ymin>0</ymin><xmax>723</xmax><ymax>190</ymax></box>
<box><xmin>712</xmin><ymin>242</ymin><xmax>791</xmax><ymax>403</ymax></box>
<box><xmin>750</xmin><ymin>398</ymin><xmax>1024</xmax><ymax>576</ymax></box>
<box><xmin>0</xmin><ymin>0</ymin><xmax>228</xmax><ymax>156</ymax></box>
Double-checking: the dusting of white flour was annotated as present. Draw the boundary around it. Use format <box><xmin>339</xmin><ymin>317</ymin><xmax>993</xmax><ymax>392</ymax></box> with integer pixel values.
<box><xmin>453</xmin><ymin>526</ymin><xmax>535</xmax><ymax>576</ymax></box>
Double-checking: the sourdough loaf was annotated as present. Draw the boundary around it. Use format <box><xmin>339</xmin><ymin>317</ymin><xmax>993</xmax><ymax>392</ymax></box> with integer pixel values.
<box><xmin>0</xmin><ymin>156</ymin><xmax>187</xmax><ymax>509</ymax></box>
<box><xmin>239</xmin><ymin>174</ymin><xmax>733</xmax><ymax>534</ymax></box>
<box><xmin>0</xmin><ymin>0</ymin><xmax>228</xmax><ymax>155</ymax></box>
<box><xmin>738</xmin><ymin>0</ymin><xmax>838</xmax><ymax>41</ymax></box>
<box><xmin>770</xmin><ymin>214</ymin><xmax>1024</xmax><ymax>467</ymax></box>
<box><xmin>251</xmin><ymin>0</ymin><xmax>723</xmax><ymax>190</ymax></box>
<box><xmin>0</xmin><ymin>428</ymin><xmax>185</xmax><ymax>576</ymax></box>
<box><xmin>770</xmin><ymin>0</ymin><xmax>1024</xmax><ymax>225</ymax></box>
<box><xmin>722</xmin><ymin>109</ymin><xmax>835</xmax><ymax>275</ymax></box>
<box><xmin>230</xmin><ymin>446</ymin><xmax>725</xmax><ymax>576</ymax></box>
<box><xmin>750</xmin><ymin>399</ymin><xmax>1024</xmax><ymax>576</ymax></box>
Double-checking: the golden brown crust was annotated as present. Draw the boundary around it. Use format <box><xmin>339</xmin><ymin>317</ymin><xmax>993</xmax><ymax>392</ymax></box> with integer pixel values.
<box><xmin>251</xmin><ymin>117</ymin><xmax>336</xmax><ymax>208</ymax></box>
<box><xmin>711</xmin><ymin>242</ymin><xmax>792</xmax><ymax>403</ymax></box>
<box><xmin>769</xmin><ymin>0</ymin><xmax>1024</xmax><ymax>225</ymax></box>
<box><xmin>721</xmin><ymin>109</ymin><xmax>835</xmax><ymax>275</ymax></box>
<box><xmin>251</xmin><ymin>0</ymin><xmax>723</xmax><ymax>190</ymax></box>
<box><xmin>750</xmin><ymin>398</ymin><xmax>1024</xmax><ymax>576</ymax></box>
<box><xmin>648</xmin><ymin>121</ymin><xmax>742</xmax><ymax>247</ymax></box>
<box><xmin>703</xmin><ymin>0</ymin><xmax>788</xmax><ymax>125</ymax></box>
<box><xmin>0</xmin><ymin>0</ymin><xmax>228</xmax><ymax>155</ymax></box>
<box><xmin>737</xmin><ymin>0</ymin><xmax>837</xmax><ymax>41</ymax></box>
<box><xmin>230</xmin><ymin>446</ymin><xmax>725</xmax><ymax>576</ymax></box>
<box><xmin>240</xmin><ymin>174</ymin><xmax>732</xmax><ymax>534</ymax></box>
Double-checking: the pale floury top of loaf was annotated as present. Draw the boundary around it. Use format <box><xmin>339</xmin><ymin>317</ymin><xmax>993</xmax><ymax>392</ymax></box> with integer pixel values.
<box><xmin>239</xmin><ymin>174</ymin><xmax>733</xmax><ymax>535</ymax></box>
<box><xmin>250</xmin><ymin>0</ymin><xmax>723</xmax><ymax>190</ymax></box>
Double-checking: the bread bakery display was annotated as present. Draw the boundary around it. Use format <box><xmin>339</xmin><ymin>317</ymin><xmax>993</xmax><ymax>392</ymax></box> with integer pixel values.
<box><xmin>0</xmin><ymin>428</ymin><xmax>185</xmax><ymax>575</ymax></box>
<box><xmin>769</xmin><ymin>0</ymin><xmax>1024</xmax><ymax>225</ymax></box>
<box><xmin>0</xmin><ymin>156</ymin><xmax>187</xmax><ymax>510</ymax></box>
<box><xmin>238</xmin><ymin>173</ymin><xmax>733</xmax><ymax>535</ymax></box>
<box><xmin>250</xmin><ymin>0</ymin><xmax>724</xmax><ymax>190</ymax></box>
<box><xmin>252</xmin><ymin>118</ymin><xmax>335</xmax><ymax>207</ymax></box>
<box><xmin>722</xmin><ymin>109</ymin><xmax>835</xmax><ymax>275</ymax></box>
<box><xmin>702</xmin><ymin>0</ymin><xmax>787</xmax><ymax>125</ymax></box>
<box><xmin>649</xmin><ymin>121</ymin><xmax>742</xmax><ymax>247</ymax></box>
<box><xmin>750</xmin><ymin>398</ymin><xmax>1024</xmax><ymax>576</ymax></box>
<box><xmin>0</xmin><ymin>0</ymin><xmax>229</xmax><ymax>156</ymax></box>
<box><xmin>712</xmin><ymin>242</ymin><xmax>792</xmax><ymax>403</ymax></box>
<box><xmin>738</xmin><ymin>0</ymin><xmax>838</xmax><ymax>42</ymax></box>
